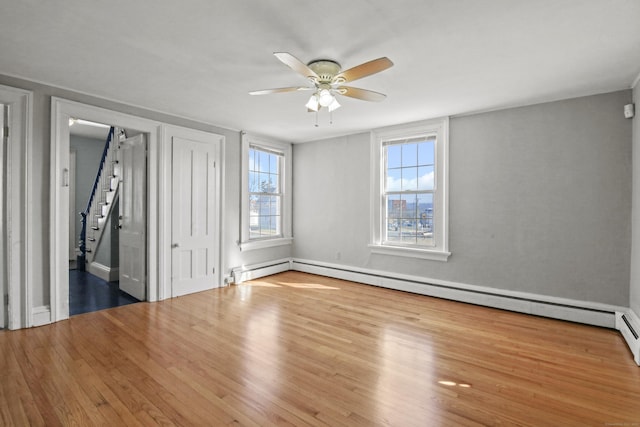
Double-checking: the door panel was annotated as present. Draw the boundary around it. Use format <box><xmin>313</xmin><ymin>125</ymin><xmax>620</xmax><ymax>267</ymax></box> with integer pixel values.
<box><xmin>171</xmin><ymin>137</ymin><xmax>217</xmax><ymax>297</ymax></box>
<box><xmin>119</xmin><ymin>134</ymin><xmax>147</xmax><ymax>300</ymax></box>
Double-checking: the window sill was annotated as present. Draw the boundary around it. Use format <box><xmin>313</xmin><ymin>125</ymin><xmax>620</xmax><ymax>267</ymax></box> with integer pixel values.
<box><xmin>368</xmin><ymin>244</ymin><xmax>451</xmax><ymax>262</ymax></box>
<box><xmin>239</xmin><ymin>237</ymin><xmax>293</xmax><ymax>252</ymax></box>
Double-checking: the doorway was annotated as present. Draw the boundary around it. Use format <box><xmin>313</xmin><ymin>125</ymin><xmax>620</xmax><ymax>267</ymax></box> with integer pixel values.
<box><xmin>68</xmin><ymin>119</ymin><xmax>146</xmax><ymax>315</ymax></box>
<box><xmin>51</xmin><ymin>98</ymin><xmax>164</xmax><ymax>323</ymax></box>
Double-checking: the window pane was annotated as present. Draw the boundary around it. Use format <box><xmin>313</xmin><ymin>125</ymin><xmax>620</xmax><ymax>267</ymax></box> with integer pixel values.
<box><xmin>269</xmin><ymin>172</ymin><xmax>279</xmax><ymax>193</ymax></box>
<box><xmin>257</xmin><ymin>151</ymin><xmax>268</xmax><ymax>172</ymax></box>
<box><xmin>417</xmin><ymin>165</ymin><xmax>434</xmax><ymax>191</ymax></box>
<box><xmin>386</xmin><ymin>168</ymin><xmax>402</xmax><ymax>192</ymax></box>
<box><xmin>249</xmin><ymin>149</ymin><xmax>256</xmax><ymax>171</ymax></box>
<box><xmin>418</xmin><ymin>140</ymin><xmax>434</xmax><ymax>166</ymax></box>
<box><xmin>404</xmin><ymin>194</ymin><xmax>418</xmax><ymax>218</ymax></box>
<box><xmin>401</xmin><ymin>167</ymin><xmax>418</xmax><ymax>191</ymax></box>
<box><xmin>257</xmin><ymin>172</ymin><xmax>269</xmax><ymax>192</ymax></box>
<box><xmin>401</xmin><ymin>143</ymin><xmax>418</xmax><ymax>167</ymax></box>
<box><xmin>387</xmin><ymin>194</ymin><xmax>403</xmax><ymax>220</ymax></box>
<box><xmin>386</xmin><ymin>144</ymin><xmax>401</xmax><ymax>169</ymax></box>
<box><xmin>386</xmin><ymin>195</ymin><xmax>401</xmax><ymax>243</ymax></box>
<box><xmin>249</xmin><ymin>171</ymin><xmax>258</xmax><ymax>192</ymax></box>
<box><xmin>269</xmin><ymin>154</ymin><xmax>278</xmax><ymax>174</ymax></box>
<box><xmin>398</xmin><ymin>193</ymin><xmax>416</xmax><ymax>244</ymax></box>
<box><xmin>417</xmin><ymin>193</ymin><xmax>434</xmax><ymax>247</ymax></box>
<box><xmin>269</xmin><ymin>195</ymin><xmax>280</xmax><ymax>216</ymax></box>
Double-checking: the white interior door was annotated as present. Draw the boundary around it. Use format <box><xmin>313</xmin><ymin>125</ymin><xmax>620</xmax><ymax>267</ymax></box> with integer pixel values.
<box><xmin>171</xmin><ymin>136</ymin><xmax>218</xmax><ymax>297</ymax></box>
<box><xmin>119</xmin><ymin>134</ymin><xmax>147</xmax><ymax>300</ymax></box>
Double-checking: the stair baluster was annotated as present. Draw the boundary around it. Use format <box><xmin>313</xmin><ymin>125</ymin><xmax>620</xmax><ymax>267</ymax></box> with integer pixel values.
<box><xmin>77</xmin><ymin>127</ymin><xmax>120</xmax><ymax>271</ymax></box>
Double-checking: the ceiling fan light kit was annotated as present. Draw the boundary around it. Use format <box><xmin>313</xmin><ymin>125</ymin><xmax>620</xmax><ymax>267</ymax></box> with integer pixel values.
<box><xmin>250</xmin><ymin>52</ymin><xmax>393</xmax><ymax>126</ymax></box>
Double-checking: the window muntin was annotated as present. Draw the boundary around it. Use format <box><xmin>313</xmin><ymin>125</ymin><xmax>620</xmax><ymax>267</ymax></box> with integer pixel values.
<box><xmin>248</xmin><ymin>147</ymin><xmax>282</xmax><ymax>240</ymax></box>
<box><xmin>383</xmin><ymin>136</ymin><xmax>436</xmax><ymax>247</ymax></box>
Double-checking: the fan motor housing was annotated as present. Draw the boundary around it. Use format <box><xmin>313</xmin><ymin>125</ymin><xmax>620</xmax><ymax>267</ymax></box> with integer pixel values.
<box><xmin>307</xmin><ymin>60</ymin><xmax>341</xmax><ymax>83</ymax></box>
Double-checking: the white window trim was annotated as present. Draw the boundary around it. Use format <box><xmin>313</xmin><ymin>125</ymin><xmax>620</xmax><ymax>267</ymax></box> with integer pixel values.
<box><xmin>240</xmin><ymin>133</ymin><xmax>292</xmax><ymax>251</ymax></box>
<box><xmin>369</xmin><ymin>117</ymin><xmax>451</xmax><ymax>261</ymax></box>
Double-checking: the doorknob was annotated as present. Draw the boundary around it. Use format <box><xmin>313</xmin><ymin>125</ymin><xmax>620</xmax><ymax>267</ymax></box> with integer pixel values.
<box><xmin>171</xmin><ymin>243</ymin><xmax>179</xmax><ymax>248</ymax></box>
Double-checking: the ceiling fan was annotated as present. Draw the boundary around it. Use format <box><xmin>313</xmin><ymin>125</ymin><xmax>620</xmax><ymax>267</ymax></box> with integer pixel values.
<box><xmin>249</xmin><ymin>52</ymin><xmax>393</xmax><ymax>113</ymax></box>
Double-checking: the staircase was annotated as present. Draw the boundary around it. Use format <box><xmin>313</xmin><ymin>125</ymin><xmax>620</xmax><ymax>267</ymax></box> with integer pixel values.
<box><xmin>78</xmin><ymin>127</ymin><xmax>123</xmax><ymax>270</ymax></box>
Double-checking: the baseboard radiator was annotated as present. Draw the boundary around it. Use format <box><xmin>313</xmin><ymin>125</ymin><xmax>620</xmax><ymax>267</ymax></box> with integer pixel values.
<box><xmin>616</xmin><ymin>311</ymin><xmax>640</xmax><ymax>366</ymax></box>
<box><xmin>229</xmin><ymin>257</ymin><xmax>638</xmax><ymax>365</ymax></box>
<box><xmin>231</xmin><ymin>258</ymin><xmax>292</xmax><ymax>284</ymax></box>
<box><xmin>290</xmin><ymin>259</ymin><xmax>623</xmax><ymax>330</ymax></box>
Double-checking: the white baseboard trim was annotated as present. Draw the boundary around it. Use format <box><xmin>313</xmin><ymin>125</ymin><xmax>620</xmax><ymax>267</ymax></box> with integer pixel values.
<box><xmin>616</xmin><ymin>310</ymin><xmax>640</xmax><ymax>366</ymax></box>
<box><xmin>88</xmin><ymin>262</ymin><xmax>119</xmax><ymax>282</ymax></box>
<box><xmin>32</xmin><ymin>305</ymin><xmax>51</xmax><ymax>327</ymax></box>
<box><xmin>291</xmin><ymin>258</ymin><xmax>624</xmax><ymax>329</ymax></box>
<box><xmin>232</xmin><ymin>258</ymin><xmax>292</xmax><ymax>284</ymax></box>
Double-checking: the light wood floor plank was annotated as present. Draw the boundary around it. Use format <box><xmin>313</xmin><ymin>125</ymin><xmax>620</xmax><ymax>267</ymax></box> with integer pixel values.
<box><xmin>1</xmin><ymin>271</ymin><xmax>639</xmax><ymax>425</ymax></box>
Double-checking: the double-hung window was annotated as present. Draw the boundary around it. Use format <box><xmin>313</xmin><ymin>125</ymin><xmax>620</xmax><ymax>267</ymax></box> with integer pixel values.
<box><xmin>240</xmin><ymin>134</ymin><xmax>292</xmax><ymax>251</ymax></box>
<box><xmin>249</xmin><ymin>147</ymin><xmax>281</xmax><ymax>238</ymax></box>
<box><xmin>370</xmin><ymin>118</ymin><xmax>450</xmax><ymax>261</ymax></box>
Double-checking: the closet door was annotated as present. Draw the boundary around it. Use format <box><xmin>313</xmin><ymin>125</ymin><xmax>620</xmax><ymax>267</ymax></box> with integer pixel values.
<box><xmin>171</xmin><ymin>135</ymin><xmax>219</xmax><ymax>297</ymax></box>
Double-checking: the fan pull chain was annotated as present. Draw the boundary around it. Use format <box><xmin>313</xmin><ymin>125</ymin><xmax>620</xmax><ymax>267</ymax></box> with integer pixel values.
<box><xmin>315</xmin><ymin>111</ymin><xmax>319</xmax><ymax>127</ymax></box>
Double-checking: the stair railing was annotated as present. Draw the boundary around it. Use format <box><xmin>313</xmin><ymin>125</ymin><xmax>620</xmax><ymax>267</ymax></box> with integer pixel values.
<box><xmin>77</xmin><ymin>127</ymin><xmax>115</xmax><ymax>271</ymax></box>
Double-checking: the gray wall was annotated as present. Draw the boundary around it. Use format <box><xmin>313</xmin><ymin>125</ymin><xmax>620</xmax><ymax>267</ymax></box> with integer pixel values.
<box><xmin>0</xmin><ymin>73</ymin><xmax>290</xmax><ymax>309</ymax></box>
<box><xmin>631</xmin><ymin>85</ymin><xmax>640</xmax><ymax>314</ymax></box>
<box><xmin>293</xmin><ymin>90</ymin><xmax>632</xmax><ymax>306</ymax></box>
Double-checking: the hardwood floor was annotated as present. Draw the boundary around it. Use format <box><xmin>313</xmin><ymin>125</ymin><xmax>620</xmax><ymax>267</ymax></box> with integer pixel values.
<box><xmin>1</xmin><ymin>271</ymin><xmax>638</xmax><ymax>426</ymax></box>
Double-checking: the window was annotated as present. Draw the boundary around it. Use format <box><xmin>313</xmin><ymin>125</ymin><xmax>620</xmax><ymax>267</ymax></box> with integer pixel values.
<box><xmin>384</xmin><ymin>136</ymin><xmax>436</xmax><ymax>247</ymax></box>
<box><xmin>240</xmin><ymin>133</ymin><xmax>292</xmax><ymax>251</ymax></box>
<box><xmin>370</xmin><ymin>118</ymin><xmax>450</xmax><ymax>261</ymax></box>
<box><xmin>248</xmin><ymin>147</ymin><xmax>281</xmax><ymax>239</ymax></box>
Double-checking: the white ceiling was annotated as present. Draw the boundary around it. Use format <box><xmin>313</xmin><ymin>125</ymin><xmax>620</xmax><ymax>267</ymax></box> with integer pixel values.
<box><xmin>1</xmin><ymin>1</ymin><xmax>639</xmax><ymax>143</ymax></box>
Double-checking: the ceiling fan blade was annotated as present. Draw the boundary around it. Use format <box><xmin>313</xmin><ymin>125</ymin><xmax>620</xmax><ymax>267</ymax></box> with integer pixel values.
<box><xmin>273</xmin><ymin>52</ymin><xmax>319</xmax><ymax>81</ymax></box>
<box><xmin>333</xmin><ymin>57</ymin><xmax>393</xmax><ymax>83</ymax></box>
<box><xmin>249</xmin><ymin>86</ymin><xmax>312</xmax><ymax>96</ymax></box>
<box><xmin>337</xmin><ymin>86</ymin><xmax>387</xmax><ymax>102</ymax></box>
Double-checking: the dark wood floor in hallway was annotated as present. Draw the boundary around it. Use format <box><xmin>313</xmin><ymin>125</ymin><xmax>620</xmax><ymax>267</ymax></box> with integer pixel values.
<box><xmin>0</xmin><ymin>271</ymin><xmax>638</xmax><ymax>426</ymax></box>
<box><xmin>69</xmin><ymin>269</ymin><xmax>140</xmax><ymax>316</ymax></box>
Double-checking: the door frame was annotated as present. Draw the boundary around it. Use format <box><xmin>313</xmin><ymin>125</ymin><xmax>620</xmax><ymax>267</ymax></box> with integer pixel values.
<box><xmin>69</xmin><ymin>149</ymin><xmax>76</xmax><ymax>261</ymax></box>
<box><xmin>50</xmin><ymin>98</ymin><xmax>163</xmax><ymax>323</ymax></box>
<box><xmin>0</xmin><ymin>85</ymin><xmax>32</xmax><ymax>330</ymax></box>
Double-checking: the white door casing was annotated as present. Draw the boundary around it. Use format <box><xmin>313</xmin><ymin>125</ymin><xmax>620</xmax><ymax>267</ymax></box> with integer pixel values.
<box><xmin>51</xmin><ymin>98</ymin><xmax>162</xmax><ymax>324</ymax></box>
<box><xmin>169</xmin><ymin>128</ymin><xmax>223</xmax><ymax>297</ymax></box>
<box><xmin>119</xmin><ymin>134</ymin><xmax>147</xmax><ymax>301</ymax></box>
<box><xmin>0</xmin><ymin>86</ymin><xmax>32</xmax><ymax>330</ymax></box>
